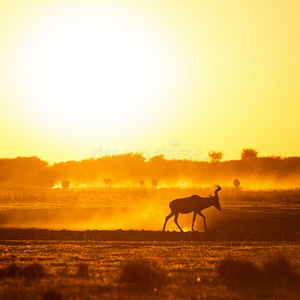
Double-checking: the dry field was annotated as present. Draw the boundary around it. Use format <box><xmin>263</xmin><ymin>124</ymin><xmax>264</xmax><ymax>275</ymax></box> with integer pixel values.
<box><xmin>0</xmin><ymin>187</ymin><xmax>299</xmax><ymax>299</ymax></box>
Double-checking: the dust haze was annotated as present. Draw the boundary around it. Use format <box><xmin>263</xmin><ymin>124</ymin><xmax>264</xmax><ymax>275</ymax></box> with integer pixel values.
<box><xmin>0</xmin><ymin>154</ymin><xmax>299</xmax><ymax>230</ymax></box>
<box><xmin>0</xmin><ymin>187</ymin><xmax>221</xmax><ymax>231</ymax></box>
<box><xmin>0</xmin><ymin>154</ymin><xmax>299</xmax><ymax>189</ymax></box>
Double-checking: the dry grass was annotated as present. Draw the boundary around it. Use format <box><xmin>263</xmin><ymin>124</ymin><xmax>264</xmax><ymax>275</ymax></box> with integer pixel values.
<box><xmin>0</xmin><ymin>241</ymin><xmax>299</xmax><ymax>299</ymax></box>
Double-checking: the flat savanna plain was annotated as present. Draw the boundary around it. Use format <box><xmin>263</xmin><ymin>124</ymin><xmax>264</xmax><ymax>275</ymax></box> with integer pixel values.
<box><xmin>0</xmin><ymin>187</ymin><xmax>300</xmax><ymax>299</ymax></box>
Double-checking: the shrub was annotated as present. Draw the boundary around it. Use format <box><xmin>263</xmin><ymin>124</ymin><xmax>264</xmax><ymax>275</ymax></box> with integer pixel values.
<box><xmin>263</xmin><ymin>255</ymin><xmax>299</xmax><ymax>283</ymax></box>
<box><xmin>77</xmin><ymin>263</ymin><xmax>89</xmax><ymax>278</ymax></box>
<box><xmin>0</xmin><ymin>262</ymin><xmax>45</xmax><ymax>279</ymax></box>
<box><xmin>43</xmin><ymin>288</ymin><xmax>62</xmax><ymax>300</ymax></box>
<box><xmin>21</xmin><ymin>262</ymin><xmax>45</xmax><ymax>279</ymax></box>
<box><xmin>0</xmin><ymin>263</ymin><xmax>21</xmax><ymax>278</ymax></box>
<box><xmin>217</xmin><ymin>255</ymin><xmax>300</xmax><ymax>286</ymax></box>
<box><xmin>118</xmin><ymin>259</ymin><xmax>168</xmax><ymax>289</ymax></box>
<box><xmin>217</xmin><ymin>256</ymin><xmax>261</xmax><ymax>283</ymax></box>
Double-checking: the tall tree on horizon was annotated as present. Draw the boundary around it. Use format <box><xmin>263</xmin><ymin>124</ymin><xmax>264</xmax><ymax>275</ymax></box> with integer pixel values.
<box><xmin>241</xmin><ymin>148</ymin><xmax>259</xmax><ymax>160</ymax></box>
<box><xmin>208</xmin><ymin>151</ymin><xmax>224</xmax><ymax>163</ymax></box>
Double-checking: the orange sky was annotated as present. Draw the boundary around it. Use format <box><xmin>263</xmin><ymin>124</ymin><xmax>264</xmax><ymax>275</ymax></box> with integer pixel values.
<box><xmin>0</xmin><ymin>0</ymin><xmax>299</xmax><ymax>163</ymax></box>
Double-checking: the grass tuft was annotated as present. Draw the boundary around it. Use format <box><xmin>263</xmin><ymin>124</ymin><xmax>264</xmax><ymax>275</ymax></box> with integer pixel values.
<box><xmin>43</xmin><ymin>288</ymin><xmax>62</xmax><ymax>300</ymax></box>
<box><xmin>118</xmin><ymin>259</ymin><xmax>168</xmax><ymax>289</ymax></box>
<box><xmin>77</xmin><ymin>263</ymin><xmax>89</xmax><ymax>278</ymax></box>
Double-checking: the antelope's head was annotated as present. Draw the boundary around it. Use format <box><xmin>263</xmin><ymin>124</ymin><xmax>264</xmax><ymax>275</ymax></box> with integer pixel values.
<box><xmin>214</xmin><ymin>184</ymin><xmax>222</xmax><ymax>211</ymax></box>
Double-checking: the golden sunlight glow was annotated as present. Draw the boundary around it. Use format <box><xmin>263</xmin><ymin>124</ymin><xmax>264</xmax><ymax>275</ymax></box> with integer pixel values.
<box><xmin>4</xmin><ymin>2</ymin><xmax>184</xmax><ymax>140</ymax></box>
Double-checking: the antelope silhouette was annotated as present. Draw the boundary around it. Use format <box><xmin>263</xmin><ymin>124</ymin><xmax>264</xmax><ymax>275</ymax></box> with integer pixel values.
<box><xmin>103</xmin><ymin>178</ymin><xmax>112</xmax><ymax>187</ymax></box>
<box><xmin>163</xmin><ymin>185</ymin><xmax>221</xmax><ymax>232</ymax></box>
<box><xmin>151</xmin><ymin>178</ymin><xmax>158</xmax><ymax>189</ymax></box>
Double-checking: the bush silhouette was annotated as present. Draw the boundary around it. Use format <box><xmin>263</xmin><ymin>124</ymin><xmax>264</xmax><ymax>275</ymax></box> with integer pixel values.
<box><xmin>263</xmin><ymin>255</ymin><xmax>299</xmax><ymax>283</ymax></box>
<box><xmin>43</xmin><ymin>288</ymin><xmax>62</xmax><ymax>300</ymax></box>
<box><xmin>77</xmin><ymin>263</ymin><xmax>89</xmax><ymax>278</ymax></box>
<box><xmin>217</xmin><ymin>256</ymin><xmax>261</xmax><ymax>283</ymax></box>
<box><xmin>0</xmin><ymin>262</ymin><xmax>45</xmax><ymax>279</ymax></box>
<box><xmin>208</xmin><ymin>151</ymin><xmax>224</xmax><ymax>163</ymax></box>
<box><xmin>119</xmin><ymin>259</ymin><xmax>168</xmax><ymax>289</ymax></box>
<box><xmin>217</xmin><ymin>255</ymin><xmax>299</xmax><ymax>286</ymax></box>
<box><xmin>241</xmin><ymin>148</ymin><xmax>258</xmax><ymax>160</ymax></box>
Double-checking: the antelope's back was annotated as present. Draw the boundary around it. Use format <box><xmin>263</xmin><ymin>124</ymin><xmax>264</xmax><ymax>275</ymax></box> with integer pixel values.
<box><xmin>169</xmin><ymin>195</ymin><xmax>202</xmax><ymax>214</ymax></box>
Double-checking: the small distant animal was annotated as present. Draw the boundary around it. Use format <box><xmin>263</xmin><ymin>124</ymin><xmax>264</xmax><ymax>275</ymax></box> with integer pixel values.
<box><xmin>103</xmin><ymin>178</ymin><xmax>112</xmax><ymax>187</ymax></box>
<box><xmin>163</xmin><ymin>184</ymin><xmax>222</xmax><ymax>232</ymax></box>
<box><xmin>234</xmin><ymin>178</ymin><xmax>240</xmax><ymax>189</ymax></box>
<box><xmin>151</xmin><ymin>178</ymin><xmax>158</xmax><ymax>189</ymax></box>
<box><xmin>139</xmin><ymin>180</ymin><xmax>145</xmax><ymax>188</ymax></box>
<box><xmin>61</xmin><ymin>181</ymin><xmax>70</xmax><ymax>190</ymax></box>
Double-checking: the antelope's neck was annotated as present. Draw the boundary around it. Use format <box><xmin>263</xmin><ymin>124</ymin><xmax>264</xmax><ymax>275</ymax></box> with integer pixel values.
<box><xmin>214</xmin><ymin>191</ymin><xmax>219</xmax><ymax>200</ymax></box>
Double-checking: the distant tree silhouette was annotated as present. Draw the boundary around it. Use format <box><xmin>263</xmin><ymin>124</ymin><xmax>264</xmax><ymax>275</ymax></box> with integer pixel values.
<box><xmin>62</xmin><ymin>180</ymin><xmax>70</xmax><ymax>189</ymax></box>
<box><xmin>233</xmin><ymin>179</ymin><xmax>240</xmax><ymax>189</ymax></box>
<box><xmin>148</xmin><ymin>154</ymin><xmax>166</xmax><ymax>162</ymax></box>
<box><xmin>208</xmin><ymin>151</ymin><xmax>224</xmax><ymax>163</ymax></box>
<box><xmin>241</xmin><ymin>149</ymin><xmax>258</xmax><ymax>160</ymax></box>
<box><xmin>103</xmin><ymin>178</ymin><xmax>112</xmax><ymax>187</ymax></box>
<box><xmin>35</xmin><ymin>170</ymin><xmax>56</xmax><ymax>188</ymax></box>
<box><xmin>1</xmin><ymin>153</ymin><xmax>300</xmax><ymax>189</ymax></box>
<box><xmin>151</xmin><ymin>178</ymin><xmax>158</xmax><ymax>189</ymax></box>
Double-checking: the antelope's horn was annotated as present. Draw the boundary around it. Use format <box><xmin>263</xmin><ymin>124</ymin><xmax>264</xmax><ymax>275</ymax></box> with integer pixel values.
<box><xmin>215</xmin><ymin>184</ymin><xmax>221</xmax><ymax>190</ymax></box>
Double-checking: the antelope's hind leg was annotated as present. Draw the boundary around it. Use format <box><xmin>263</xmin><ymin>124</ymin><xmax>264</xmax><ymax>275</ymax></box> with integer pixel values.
<box><xmin>174</xmin><ymin>213</ymin><xmax>184</xmax><ymax>232</ymax></box>
<box><xmin>191</xmin><ymin>211</ymin><xmax>197</xmax><ymax>231</ymax></box>
<box><xmin>163</xmin><ymin>212</ymin><xmax>175</xmax><ymax>231</ymax></box>
<box><xmin>198</xmin><ymin>212</ymin><xmax>207</xmax><ymax>232</ymax></box>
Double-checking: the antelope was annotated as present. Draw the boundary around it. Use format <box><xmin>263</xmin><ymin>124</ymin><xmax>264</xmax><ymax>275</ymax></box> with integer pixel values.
<box><xmin>151</xmin><ymin>178</ymin><xmax>158</xmax><ymax>189</ymax></box>
<box><xmin>163</xmin><ymin>185</ymin><xmax>222</xmax><ymax>232</ymax></box>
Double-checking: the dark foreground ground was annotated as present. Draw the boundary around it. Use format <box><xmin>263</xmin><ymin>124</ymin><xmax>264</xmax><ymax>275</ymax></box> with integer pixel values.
<box><xmin>0</xmin><ymin>207</ymin><xmax>300</xmax><ymax>299</ymax></box>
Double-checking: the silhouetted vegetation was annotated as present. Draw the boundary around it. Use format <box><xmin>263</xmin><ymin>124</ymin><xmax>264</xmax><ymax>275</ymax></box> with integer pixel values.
<box><xmin>43</xmin><ymin>288</ymin><xmax>62</xmax><ymax>300</ymax></box>
<box><xmin>241</xmin><ymin>148</ymin><xmax>259</xmax><ymax>160</ymax></box>
<box><xmin>208</xmin><ymin>151</ymin><xmax>224</xmax><ymax>163</ymax></box>
<box><xmin>0</xmin><ymin>153</ymin><xmax>299</xmax><ymax>188</ymax></box>
<box><xmin>217</xmin><ymin>255</ymin><xmax>299</xmax><ymax>286</ymax></box>
<box><xmin>0</xmin><ymin>262</ymin><xmax>46</xmax><ymax>279</ymax></box>
<box><xmin>77</xmin><ymin>263</ymin><xmax>89</xmax><ymax>278</ymax></box>
<box><xmin>118</xmin><ymin>259</ymin><xmax>168</xmax><ymax>289</ymax></box>
<box><xmin>263</xmin><ymin>255</ymin><xmax>299</xmax><ymax>283</ymax></box>
<box><xmin>217</xmin><ymin>256</ymin><xmax>262</xmax><ymax>284</ymax></box>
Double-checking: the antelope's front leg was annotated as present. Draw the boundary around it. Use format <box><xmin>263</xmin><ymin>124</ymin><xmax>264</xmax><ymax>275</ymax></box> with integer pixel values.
<box><xmin>198</xmin><ymin>212</ymin><xmax>206</xmax><ymax>231</ymax></box>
